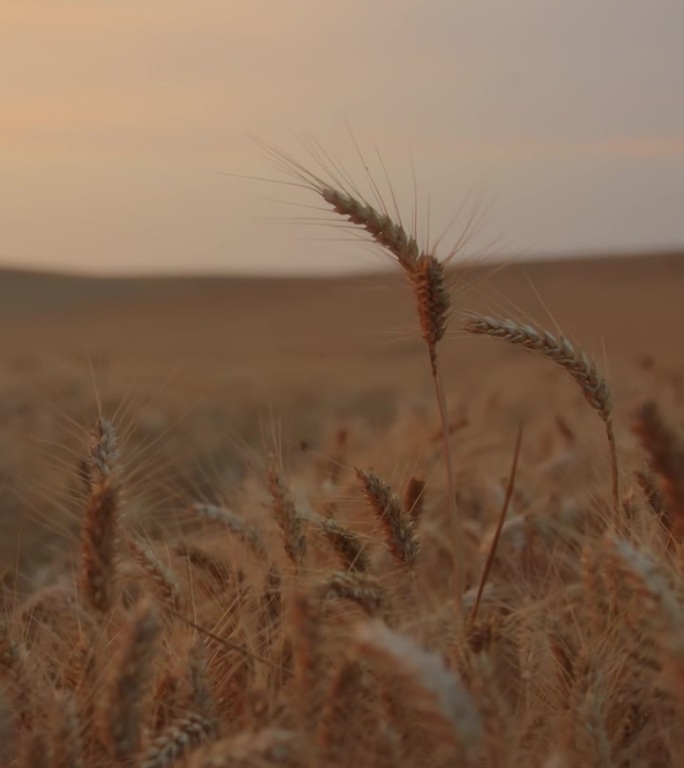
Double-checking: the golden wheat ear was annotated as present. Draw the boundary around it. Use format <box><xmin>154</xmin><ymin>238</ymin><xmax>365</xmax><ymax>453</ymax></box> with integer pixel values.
<box><xmin>320</xmin><ymin>185</ymin><xmax>420</xmax><ymax>271</ymax></box>
<box><xmin>322</xmin><ymin>183</ymin><xmax>451</xmax><ymax>375</ymax></box>
<box><xmin>462</xmin><ymin>314</ymin><xmax>619</xmax><ymax>513</ymax></box>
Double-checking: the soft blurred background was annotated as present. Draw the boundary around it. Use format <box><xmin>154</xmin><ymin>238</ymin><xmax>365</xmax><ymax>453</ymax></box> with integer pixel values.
<box><xmin>3</xmin><ymin>0</ymin><xmax>684</xmax><ymax>275</ymax></box>
<box><xmin>3</xmin><ymin>1</ymin><xmax>684</xmax><ymax>579</ymax></box>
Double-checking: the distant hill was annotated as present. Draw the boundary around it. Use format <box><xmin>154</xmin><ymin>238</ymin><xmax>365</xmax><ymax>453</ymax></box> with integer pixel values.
<box><xmin>1</xmin><ymin>249</ymin><xmax>683</xmax><ymax>315</ymax></box>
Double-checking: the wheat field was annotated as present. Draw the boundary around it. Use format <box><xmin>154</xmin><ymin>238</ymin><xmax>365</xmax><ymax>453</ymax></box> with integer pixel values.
<box><xmin>2</xmin><ymin>159</ymin><xmax>684</xmax><ymax>767</ymax></box>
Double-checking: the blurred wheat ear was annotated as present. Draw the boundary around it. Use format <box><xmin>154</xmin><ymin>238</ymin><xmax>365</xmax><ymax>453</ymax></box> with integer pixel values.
<box><xmin>80</xmin><ymin>417</ymin><xmax>121</xmax><ymax>615</ymax></box>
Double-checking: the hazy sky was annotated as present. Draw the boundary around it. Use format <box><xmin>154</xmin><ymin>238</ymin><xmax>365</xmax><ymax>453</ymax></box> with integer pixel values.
<box><xmin>3</xmin><ymin>1</ymin><xmax>684</xmax><ymax>275</ymax></box>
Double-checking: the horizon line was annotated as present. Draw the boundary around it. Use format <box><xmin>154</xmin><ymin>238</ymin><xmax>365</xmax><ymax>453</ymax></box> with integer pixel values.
<box><xmin>1</xmin><ymin>246</ymin><xmax>683</xmax><ymax>282</ymax></box>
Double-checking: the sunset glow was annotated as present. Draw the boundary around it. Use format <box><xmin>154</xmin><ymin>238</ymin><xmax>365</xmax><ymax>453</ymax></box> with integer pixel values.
<box><xmin>3</xmin><ymin>0</ymin><xmax>684</xmax><ymax>274</ymax></box>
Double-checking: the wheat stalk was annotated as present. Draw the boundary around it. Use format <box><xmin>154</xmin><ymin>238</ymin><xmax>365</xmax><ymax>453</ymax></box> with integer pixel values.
<box><xmin>318</xmin><ymin>516</ymin><xmax>369</xmax><ymax>573</ymax></box>
<box><xmin>102</xmin><ymin>597</ymin><xmax>160</xmax><ymax>763</ymax></box>
<box><xmin>463</xmin><ymin>314</ymin><xmax>619</xmax><ymax>512</ymax></box>
<box><xmin>291</xmin><ymin>593</ymin><xmax>325</xmax><ymax>731</ymax></box>
<box><xmin>140</xmin><ymin>713</ymin><xmax>214</xmax><ymax>768</ymax></box>
<box><xmin>50</xmin><ymin>691</ymin><xmax>83</xmax><ymax>768</ymax></box>
<box><xmin>470</xmin><ymin>425</ymin><xmax>523</xmax><ymax>623</ymax></box>
<box><xmin>89</xmin><ymin>416</ymin><xmax>121</xmax><ymax>483</ymax></box>
<box><xmin>632</xmin><ymin>400</ymin><xmax>684</xmax><ymax>542</ymax></box>
<box><xmin>320</xmin><ymin>185</ymin><xmax>420</xmax><ymax>271</ymax></box>
<box><xmin>267</xmin><ymin>466</ymin><xmax>307</xmax><ymax>568</ymax></box>
<box><xmin>186</xmin><ymin>728</ymin><xmax>299</xmax><ymax>767</ymax></box>
<box><xmin>354</xmin><ymin>620</ymin><xmax>483</xmax><ymax>760</ymax></box>
<box><xmin>191</xmin><ymin>502</ymin><xmax>265</xmax><ymax>555</ymax></box>
<box><xmin>317</xmin><ymin>657</ymin><xmax>364</xmax><ymax>764</ymax></box>
<box><xmin>262</xmin><ymin>143</ymin><xmax>463</xmax><ymax>616</ymax></box>
<box><xmin>355</xmin><ymin>468</ymin><xmax>419</xmax><ymax>568</ymax></box>
<box><xmin>321</xmin><ymin>184</ymin><xmax>461</xmax><ymax>604</ymax></box>
<box><xmin>81</xmin><ymin>484</ymin><xmax>119</xmax><ymax>615</ymax></box>
<box><xmin>80</xmin><ymin>417</ymin><xmax>122</xmax><ymax>615</ymax></box>
<box><xmin>320</xmin><ymin>184</ymin><xmax>451</xmax><ymax>369</ymax></box>
<box><xmin>317</xmin><ymin>571</ymin><xmax>386</xmax><ymax>615</ymax></box>
<box><xmin>126</xmin><ymin>537</ymin><xmax>184</xmax><ymax>611</ymax></box>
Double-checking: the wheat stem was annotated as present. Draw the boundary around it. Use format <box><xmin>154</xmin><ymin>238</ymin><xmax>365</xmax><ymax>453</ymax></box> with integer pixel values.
<box><xmin>463</xmin><ymin>314</ymin><xmax>619</xmax><ymax>513</ymax></box>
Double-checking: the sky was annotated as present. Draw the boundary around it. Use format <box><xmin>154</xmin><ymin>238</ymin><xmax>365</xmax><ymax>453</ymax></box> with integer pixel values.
<box><xmin>2</xmin><ymin>0</ymin><xmax>684</xmax><ymax>275</ymax></box>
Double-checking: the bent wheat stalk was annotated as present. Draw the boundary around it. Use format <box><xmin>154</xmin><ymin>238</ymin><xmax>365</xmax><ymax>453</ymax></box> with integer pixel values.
<box><xmin>463</xmin><ymin>314</ymin><xmax>619</xmax><ymax>513</ymax></box>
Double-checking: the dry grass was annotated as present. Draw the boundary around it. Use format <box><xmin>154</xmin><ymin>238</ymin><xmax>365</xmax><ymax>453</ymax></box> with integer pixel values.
<box><xmin>1</xmin><ymin>147</ymin><xmax>684</xmax><ymax>767</ymax></box>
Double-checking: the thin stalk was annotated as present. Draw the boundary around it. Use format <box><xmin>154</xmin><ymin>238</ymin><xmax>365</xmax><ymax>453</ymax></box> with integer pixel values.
<box><xmin>470</xmin><ymin>424</ymin><xmax>523</xmax><ymax>624</ymax></box>
<box><xmin>434</xmin><ymin>366</ymin><xmax>463</xmax><ymax>619</ymax></box>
